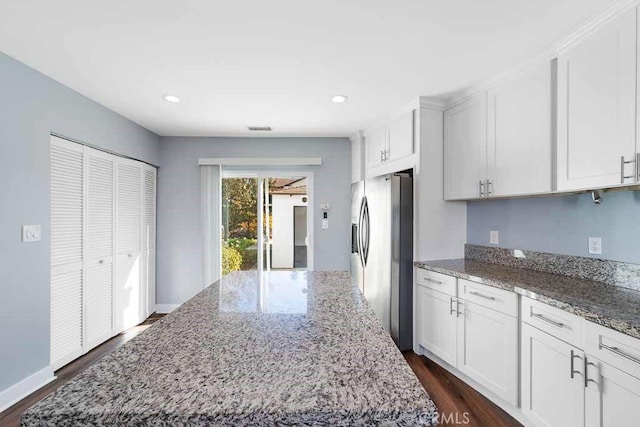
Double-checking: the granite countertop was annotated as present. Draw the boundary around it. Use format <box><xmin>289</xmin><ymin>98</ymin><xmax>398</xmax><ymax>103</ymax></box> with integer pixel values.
<box><xmin>415</xmin><ymin>259</ymin><xmax>640</xmax><ymax>339</ymax></box>
<box><xmin>22</xmin><ymin>271</ymin><xmax>437</xmax><ymax>426</ymax></box>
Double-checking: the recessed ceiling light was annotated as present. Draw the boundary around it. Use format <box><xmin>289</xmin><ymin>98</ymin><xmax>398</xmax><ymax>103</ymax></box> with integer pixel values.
<box><xmin>162</xmin><ymin>94</ymin><xmax>180</xmax><ymax>103</ymax></box>
<box><xmin>331</xmin><ymin>95</ymin><xmax>348</xmax><ymax>104</ymax></box>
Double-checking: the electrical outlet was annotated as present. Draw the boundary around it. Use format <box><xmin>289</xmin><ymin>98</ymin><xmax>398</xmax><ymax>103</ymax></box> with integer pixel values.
<box><xmin>588</xmin><ymin>237</ymin><xmax>602</xmax><ymax>255</ymax></box>
<box><xmin>490</xmin><ymin>230</ymin><xmax>499</xmax><ymax>245</ymax></box>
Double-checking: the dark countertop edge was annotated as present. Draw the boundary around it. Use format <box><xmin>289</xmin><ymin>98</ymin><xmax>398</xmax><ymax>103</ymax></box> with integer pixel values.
<box><xmin>414</xmin><ymin>260</ymin><xmax>640</xmax><ymax>340</ymax></box>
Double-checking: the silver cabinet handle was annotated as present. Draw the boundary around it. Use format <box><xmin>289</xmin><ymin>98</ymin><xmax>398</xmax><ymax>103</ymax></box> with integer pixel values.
<box><xmin>424</xmin><ymin>277</ymin><xmax>443</xmax><ymax>285</ymax></box>
<box><xmin>450</xmin><ymin>297</ymin><xmax>456</xmax><ymax>316</ymax></box>
<box><xmin>570</xmin><ymin>349</ymin><xmax>582</xmax><ymax>379</ymax></box>
<box><xmin>486</xmin><ymin>179</ymin><xmax>492</xmax><ymax>196</ymax></box>
<box><xmin>636</xmin><ymin>153</ymin><xmax>640</xmax><ymax>181</ymax></box>
<box><xmin>531</xmin><ymin>312</ymin><xmax>564</xmax><ymax>328</ymax></box>
<box><xmin>456</xmin><ymin>299</ymin><xmax>462</xmax><ymax>317</ymax></box>
<box><xmin>600</xmin><ymin>343</ymin><xmax>640</xmax><ymax>365</ymax></box>
<box><xmin>98</xmin><ymin>259</ymin><xmax>104</xmax><ymax>264</ymax></box>
<box><xmin>385</xmin><ymin>149</ymin><xmax>390</xmax><ymax>161</ymax></box>
<box><xmin>584</xmin><ymin>357</ymin><xmax>598</xmax><ymax>388</ymax></box>
<box><xmin>621</xmin><ymin>155</ymin><xmax>635</xmax><ymax>183</ymax></box>
<box><xmin>479</xmin><ymin>180</ymin><xmax>485</xmax><ymax>197</ymax></box>
<box><xmin>468</xmin><ymin>290</ymin><xmax>495</xmax><ymax>301</ymax></box>
<box><xmin>380</xmin><ymin>150</ymin><xmax>384</xmax><ymax>163</ymax></box>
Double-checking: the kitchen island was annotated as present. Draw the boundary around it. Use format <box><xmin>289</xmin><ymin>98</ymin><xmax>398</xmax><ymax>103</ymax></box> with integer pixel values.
<box><xmin>22</xmin><ymin>271</ymin><xmax>437</xmax><ymax>426</ymax></box>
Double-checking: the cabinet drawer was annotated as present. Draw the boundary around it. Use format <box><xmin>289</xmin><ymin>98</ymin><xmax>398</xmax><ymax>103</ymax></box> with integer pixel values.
<box><xmin>457</xmin><ymin>279</ymin><xmax>517</xmax><ymax>317</ymax></box>
<box><xmin>416</xmin><ymin>268</ymin><xmax>456</xmax><ymax>296</ymax></box>
<box><xmin>585</xmin><ymin>321</ymin><xmax>640</xmax><ymax>380</ymax></box>
<box><xmin>521</xmin><ymin>297</ymin><xmax>585</xmax><ymax>349</ymax></box>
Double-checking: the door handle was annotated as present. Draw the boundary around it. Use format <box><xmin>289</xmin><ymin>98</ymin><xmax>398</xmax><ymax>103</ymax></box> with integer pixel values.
<box><xmin>468</xmin><ymin>290</ymin><xmax>495</xmax><ymax>301</ymax></box>
<box><xmin>479</xmin><ymin>180</ymin><xmax>485</xmax><ymax>197</ymax></box>
<box><xmin>599</xmin><ymin>343</ymin><xmax>640</xmax><ymax>365</ymax></box>
<box><xmin>584</xmin><ymin>357</ymin><xmax>598</xmax><ymax>388</ymax></box>
<box><xmin>621</xmin><ymin>155</ymin><xmax>635</xmax><ymax>183</ymax></box>
<box><xmin>570</xmin><ymin>350</ymin><xmax>582</xmax><ymax>379</ymax></box>
<box><xmin>531</xmin><ymin>312</ymin><xmax>564</xmax><ymax>328</ymax></box>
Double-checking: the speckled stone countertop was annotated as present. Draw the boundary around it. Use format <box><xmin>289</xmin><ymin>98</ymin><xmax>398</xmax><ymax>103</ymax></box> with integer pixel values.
<box><xmin>414</xmin><ymin>259</ymin><xmax>640</xmax><ymax>339</ymax></box>
<box><xmin>22</xmin><ymin>271</ymin><xmax>437</xmax><ymax>426</ymax></box>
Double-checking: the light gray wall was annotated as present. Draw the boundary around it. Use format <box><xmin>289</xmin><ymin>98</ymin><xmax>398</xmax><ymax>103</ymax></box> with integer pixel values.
<box><xmin>0</xmin><ymin>51</ymin><xmax>160</xmax><ymax>392</ymax></box>
<box><xmin>157</xmin><ymin>137</ymin><xmax>351</xmax><ymax>305</ymax></box>
<box><xmin>467</xmin><ymin>190</ymin><xmax>640</xmax><ymax>263</ymax></box>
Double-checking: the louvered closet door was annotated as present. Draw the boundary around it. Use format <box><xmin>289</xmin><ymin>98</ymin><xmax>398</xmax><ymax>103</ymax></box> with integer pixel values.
<box><xmin>143</xmin><ymin>166</ymin><xmax>157</xmax><ymax>317</ymax></box>
<box><xmin>50</xmin><ymin>136</ymin><xmax>84</xmax><ymax>370</ymax></box>
<box><xmin>116</xmin><ymin>159</ymin><xmax>143</xmax><ymax>332</ymax></box>
<box><xmin>84</xmin><ymin>147</ymin><xmax>115</xmax><ymax>350</ymax></box>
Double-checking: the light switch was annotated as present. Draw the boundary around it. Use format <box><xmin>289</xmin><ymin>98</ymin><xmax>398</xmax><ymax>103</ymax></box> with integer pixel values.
<box><xmin>490</xmin><ymin>230</ymin><xmax>499</xmax><ymax>245</ymax></box>
<box><xmin>22</xmin><ymin>225</ymin><xmax>42</xmax><ymax>242</ymax></box>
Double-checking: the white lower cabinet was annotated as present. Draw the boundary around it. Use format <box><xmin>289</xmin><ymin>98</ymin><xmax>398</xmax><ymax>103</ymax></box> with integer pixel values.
<box><xmin>415</xmin><ymin>273</ymin><xmax>518</xmax><ymax>405</ymax></box>
<box><xmin>521</xmin><ymin>322</ymin><xmax>585</xmax><ymax>427</ymax></box>
<box><xmin>416</xmin><ymin>285</ymin><xmax>457</xmax><ymax>366</ymax></box>
<box><xmin>416</xmin><ymin>269</ymin><xmax>640</xmax><ymax>427</ymax></box>
<box><xmin>585</xmin><ymin>358</ymin><xmax>640</xmax><ymax>427</ymax></box>
<box><xmin>457</xmin><ymin>300</ymin><xmax>518</xmax><ymax>405</ymax></box>
<box><xmin>521</xmin><ymin>297</ymin><xmax>640</xmax><ymax>427</ymax></box>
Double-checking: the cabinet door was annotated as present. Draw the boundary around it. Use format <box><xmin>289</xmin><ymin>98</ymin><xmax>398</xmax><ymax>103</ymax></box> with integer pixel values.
<box><xmin>366</xmin><ymin>125</ymin><xmax>388</xmax><ymax>168</ymax></box>
<box><xmin>84</xmin><ymin>148</ymin><xmax>115</xmax><ymax>350</ymax></box>
<box><xmin>115</xmin><ymin>159</ymin><xmax>143</xmax><ymax>332</ymax></box>
<box><xmin>416</xmin><ymin>286</ymin><xmax>457</xmax><ymax>366</ymax></box>
<box><xmin>388</xmin><ymin>109</ymin><xmax>414</xmax><ymax>161</ymax></box>
<box><xmin>522</xmin><ymin>323</ymin><xmax>585</xmax><ymax>427</ymax></box>
<box><xmin>50</xmin><ymin>137</ymin><xmax>84</xmax><ymax>370</ymax></box>
<box><xmin>585</xmin><ymin>357</ymin><xmax>640</xmax><ymax>427</ymax></box>
<box><xmin>557</xmin><ymin>7</ymin><xmax>637</xmax><ymax>191</ymax></box>
<box><xmin>488</xmin><ymin>62</ymin><xmax>552</xmax><ymax>197</ymax></box>
<box><xmin>444</xmin><ymin>92</ymin><xmax>487</xmax><ymax>200</ymax></box>
<box><xmin>143</xmin><ymin>166</ymin><xmax>157</xmax><ymax>317</ymax></box>
<box><xmin>457</xmin><ymin>300</ymin><xmax>518</xmax><ymax>405</ymax></box>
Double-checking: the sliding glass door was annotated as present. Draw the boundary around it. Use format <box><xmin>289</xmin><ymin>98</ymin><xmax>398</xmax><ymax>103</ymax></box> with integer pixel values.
<box><xmin>221</xmin><ymin>173</ymin><xmax>310</xmax><ymax>276</ymax></box>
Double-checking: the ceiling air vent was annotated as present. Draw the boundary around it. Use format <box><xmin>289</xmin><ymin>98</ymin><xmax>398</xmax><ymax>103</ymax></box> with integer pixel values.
<box><xmin>247</xmin><ymin>126</ymin><xmax>272</xmax><ymax>132</ymax></box>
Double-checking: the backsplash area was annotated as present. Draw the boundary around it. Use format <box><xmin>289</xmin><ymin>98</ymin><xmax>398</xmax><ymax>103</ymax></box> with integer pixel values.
<box><xmin>465</xmin><ymin>244</ymin><xmax>640</xmax><ymax>292</ymax></box>
<box><xmin>467</xmin><ymin>190</ymin><xmax>640</xmax><ymax>264</ymax></box>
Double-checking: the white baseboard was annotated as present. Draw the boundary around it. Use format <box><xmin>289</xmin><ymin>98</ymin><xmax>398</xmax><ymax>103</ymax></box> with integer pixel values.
<box><xmin>0</xmin><ymin>366</ymin><xmax>55</xmax><ymax>413</ymax></box>
<box><xmin>155</xmin><ymin>303</ymin><xmax>180</xmax><ymax>314</ymax></box>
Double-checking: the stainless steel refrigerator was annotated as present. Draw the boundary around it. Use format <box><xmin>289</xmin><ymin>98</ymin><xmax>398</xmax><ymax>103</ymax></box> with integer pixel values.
<box><xmin>351</xmin><ymin>172</ymin><xmax>413</xmax><ymax>350</ymax></box>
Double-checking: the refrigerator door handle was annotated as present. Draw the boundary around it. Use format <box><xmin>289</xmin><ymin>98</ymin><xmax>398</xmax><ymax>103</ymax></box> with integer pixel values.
<box><xmin>357</xmin><ymin>196</ymin><xmax>365</xmax><ymax>267</ymax></box>
<box><xmin>362</xmin><ymin>196</ymin><xmax>370</xmax><ymax>266</ymax></box>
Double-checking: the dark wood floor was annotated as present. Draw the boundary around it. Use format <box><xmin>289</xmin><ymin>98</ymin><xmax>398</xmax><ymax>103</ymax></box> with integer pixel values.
<box><xmin>0</xmin><ymin>314</ymin><xmax>164</xmax><ymax>427</ymax></box>
<box><xmin>1</xmin><ymin>314</ymin><xmax>520</xmax><ymax>427</ymax></box>
<box><xmin>404</xmin><ymin>351</ymin><xmax>522</xmax><ymax>427</ymax></box>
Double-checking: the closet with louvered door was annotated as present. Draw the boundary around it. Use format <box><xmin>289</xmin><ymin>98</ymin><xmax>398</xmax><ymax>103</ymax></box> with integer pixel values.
<box><xmin>143</xmin><ymin>165</ymin><xmax>157</xmax><ymax>318</ymax></box>
<box><xmin>115</xmin><ymin>158</ymin><xmax>143</xmax><ymax>333</ymax></box>
<box><xmin>50</xmin><ymin>136</ymin><xmax>84</xmax><ymax>370</ymax></box>
<box><xmin>84</xmin><ymin>147</ymin><xmax>115</xmax><ymax>350</ymax></box>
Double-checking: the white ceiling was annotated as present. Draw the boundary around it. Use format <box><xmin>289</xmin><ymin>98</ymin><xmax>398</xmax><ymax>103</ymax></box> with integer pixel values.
<box><xmin>0</xmin><ymin>0</ymin><xmax>614</xmax><ymax>137</ymax></box>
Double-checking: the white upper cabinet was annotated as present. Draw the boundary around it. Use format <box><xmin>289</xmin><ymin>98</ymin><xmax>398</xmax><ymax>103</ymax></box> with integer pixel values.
<box><xmin>444</xmin><ymin>92</ymin><xmax>487</xmax><ymax>200</ymax></box>
<box><xmin>366</xmin><ymin>125</ymin><xmax>388</xmax><ymax>168</ymax></box>
<box><xmin>387</xmin><ymin>109</ymin><xmax>414</xmax><ymax>162</ymax></box>
<box><xmin>557</xmin><ymin>7</ymin><xmax>637</xmax><ymax>191</ymax></box>
<box><xmin>488</xmin><ymin>61</ymin><xmax>552</xmax><ymax>197</ymax></box>
<box><xmin>365</xmin><ymin>108</ymin><xmax>415</xmax><ymax>172</ymax></box>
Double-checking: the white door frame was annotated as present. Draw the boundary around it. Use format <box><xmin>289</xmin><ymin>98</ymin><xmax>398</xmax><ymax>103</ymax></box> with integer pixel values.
<box><xmin>220</xmin><ymin>169</ymin><xmax>314</xmax><ymax>272</ymax></box>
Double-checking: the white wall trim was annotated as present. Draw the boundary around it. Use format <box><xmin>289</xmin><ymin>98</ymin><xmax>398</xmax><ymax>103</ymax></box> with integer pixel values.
<box><xmin>555</xmin><ymin>0</ymin><xmax>639</xmax><ymax>53</ymax></box>
<box><xmin>155</xmin><ymin>304</ymin><xmax>181</xmax><ymax>314</ymax></box>
<box><xmin>198</xmin><ymin>158</ymin><xmax>322</xmax><ymax>166</ymax></box>
<box><xmin>0</xmin><ymin>366</ymin><xmax>55</xmax><ymax>413</ymax></box>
